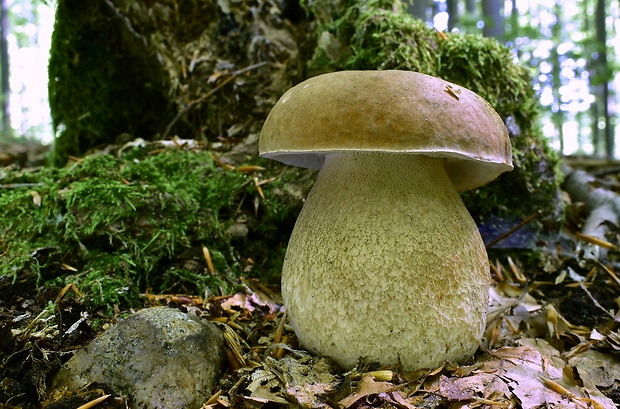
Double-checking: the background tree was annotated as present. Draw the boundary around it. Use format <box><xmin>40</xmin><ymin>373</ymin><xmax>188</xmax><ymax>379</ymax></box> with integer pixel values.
<box><xmin>408</xmin><ymin>0</ymin><xmax>427</xmax><ymax>20</ymax></box>
<box><xmin>1</xmin><ymin>0</ymin><xmax>10</xmax><ymax>139</ymax></box>
<box><xmin>550</xmin><ymin>1</ymin><xmax>564</xmax><ymax>153</ymax></box>
<box><xmin>593</xmin><ymin>0</ymin><xmax>613</xmax><ymax>157</ymax></box>
<box><xmin>465</xmin><ymin>0</ymin><xmax>475</xmax><ymax>14</ymax></box>
<box><xmin>481</xmin><ymin>0</ymin><xmax>503</xmax><ymax>40</ymax></box>
<box><xmin>400</xmin><ymin>0</ymin><xmax>617</xmax><ymax>158</ymax></box>
<box><xmin>446</xmin><ymin>0</ymin><xmax>459</xmax><ymax>31</ymax></box>
<box><xmin>0</xmin><ymin>0</ymin><xmax>51</xmax><ymax>143</ymax></box>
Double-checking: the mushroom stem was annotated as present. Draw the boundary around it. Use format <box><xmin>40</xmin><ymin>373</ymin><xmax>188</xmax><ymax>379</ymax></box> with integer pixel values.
<box><xmin>282</xmin><ymin>151</ymin><xmax>489</xmax><ymax>370</ymax></box>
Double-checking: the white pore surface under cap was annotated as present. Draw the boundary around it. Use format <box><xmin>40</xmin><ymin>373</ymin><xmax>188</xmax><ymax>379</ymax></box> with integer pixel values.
<box><xmin>281</xmin><ymin>151</ymin><xmax>489</xmax><ymax>370</ymax></box>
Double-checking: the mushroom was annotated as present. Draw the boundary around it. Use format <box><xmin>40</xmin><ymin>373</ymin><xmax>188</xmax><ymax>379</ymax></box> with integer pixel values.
<box><xmin>259</xmin><ymin>70</ymin><xmax>513</xmax><ymax>371</ymax></box>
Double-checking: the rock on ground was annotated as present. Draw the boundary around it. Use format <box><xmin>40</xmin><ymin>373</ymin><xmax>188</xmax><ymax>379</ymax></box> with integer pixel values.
<box><xmin>51</xmin><ymin>306</ymin><xmax>226</xmax><ymax>409</ymax></box>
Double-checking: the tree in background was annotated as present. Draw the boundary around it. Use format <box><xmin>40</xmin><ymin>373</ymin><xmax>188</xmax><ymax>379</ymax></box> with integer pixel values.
<box><xmin>0</xmin><ymin>0</ymin><xmax>51</xmax><ymax>143</ymax></box>
<box><xmin>1</xmin><ymin>0</ymin><xmax>10</xmax><ymax>139</ymax></box>
<box><xmin>592</xmin><ymin>0</ymin><xmax>614</xmax><ymax>157</ymax></box>
<box><xmin>446</xmin><ymin>0</ymin><xmax>458</xmax><ymax>31</ymax></box>
<box><xmin>550</xmin><ymin>0</ymin><xmax>564</xmax><ymax>153</ymax></box>
<box><xmin>408</xmin><ymin>0</ymin><xmax>427</xmax><ymax>20</ymax></box>
<box><xmin>481</xmin><ymin>0</ymin><xmax>502</xmax><ymax>40</ymax></box>
<box><xmin>424</xmin><ymin>0</ymin><xmax>616</xmax><ymax>158</ymax></box>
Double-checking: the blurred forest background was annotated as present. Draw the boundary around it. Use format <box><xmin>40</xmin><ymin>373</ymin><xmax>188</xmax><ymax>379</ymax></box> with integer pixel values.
<box><xmin>0</xmin><ymin>0</ymin><xmax>618</xmax><ymax>158</ymax></box>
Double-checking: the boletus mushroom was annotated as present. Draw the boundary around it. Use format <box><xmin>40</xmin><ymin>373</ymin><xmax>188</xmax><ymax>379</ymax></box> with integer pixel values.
<box><xmin>259</xmin><ymin>70</ymin><xmax>513</xmax><ymax>371</ymax></box>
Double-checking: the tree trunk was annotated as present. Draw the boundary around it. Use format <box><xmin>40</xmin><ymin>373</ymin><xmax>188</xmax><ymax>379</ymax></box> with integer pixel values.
<box><xmin>465</xmin><ymin>0</ymin><xmax>475</xmax><ymax>14</ymax></box>
<box><xmin>595</xmin><ymin>0</ymin><xmax>613</xmax><ymax>158</ymax></box>
<box><xmin>408</xmin><ymin>0</ymin><xmax>427</xmax><ymax>20</ymax></box>
<box><xmin>447</xmin><ymin>0</ymin><xmax>459</xmax><ymax>31</ymax></box>
<box><xmin>551</xmin><ymin>1</ymin><xmax>564</xmax><ymax>154</ymax></box>
<box><xmin>48</xmin><ymin>0</ymin><xmax>304</xmax><ymax>165</ymax></box>
<box><xmin>481</xmin><ymin>0</ymin><xmax>503</xmax><ymax>40</ymax></box>
<box><xmin>583</xmin><ymin>0</ymin><xmax>600</xmax><ymax>154</ymax></box>
<box><xmin>0</xmin><ymin>0</ymin><xmax>10</xmax><ymax>138</ymax></box>
<box><xmin>509</xmin><ymin>0</ymin><xmax>518</xmax><ymax>39</ymax></box>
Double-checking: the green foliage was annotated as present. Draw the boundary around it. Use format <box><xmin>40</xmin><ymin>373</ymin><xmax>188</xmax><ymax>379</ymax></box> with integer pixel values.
<box><xmin>0</xmin><ymin>148</ymin><xmax>299</xmax><ymax>311</ymax></box>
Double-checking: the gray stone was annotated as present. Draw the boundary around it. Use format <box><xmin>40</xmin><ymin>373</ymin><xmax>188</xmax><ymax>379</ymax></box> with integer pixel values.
<box><xmin>52</xmin><ymin>307</ymin><xmax>226</xmax><ymax>409</ymax></box>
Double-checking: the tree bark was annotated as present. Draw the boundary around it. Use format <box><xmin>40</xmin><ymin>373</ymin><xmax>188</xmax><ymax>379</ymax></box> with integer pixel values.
<box><xmin>509</xmin><ymin>0</ymin><xmax>517</xmax><ymax>39</ymax></box>
<box><xmin>551</xmin><ymin>1</ymin><xmax>564</xmax><ymax>154</ymax></box>
<box><xmin>481</xmin><ymin>0</ymin><xmax>503</xmax><ymax>40</ymax></box>
<box><xmin>465</xmin><ymin>0</ymin><xmax>475</xmax><ymax>14</ymax></box>
<box><xmin>583</xmin><ymin>0</ymin><xmax>600</xmax><ymax>154</ymax></box>
<box><xmin>0</xmin><ymin>0</ymin><xmax>10</xmax><ymax>138</ymax></box>
<box><xmin>408</xmin><ymin>0</ymin><xmax>427</xmax><ymax>20</ymax></box>
<box><xmin>595</xmin><ymin>0</ymin><xmax>613</xmax><ymax>158</ymax></box>
<box><xmin>447</xmin><ymin>0</ymin><xmax>459</xmax><ymax>31</ymax></box>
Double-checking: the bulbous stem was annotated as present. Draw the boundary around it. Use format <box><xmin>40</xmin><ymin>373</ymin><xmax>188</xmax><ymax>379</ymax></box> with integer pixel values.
<box><xmin>282</xmin><ymin>151</ymin><xmax>489</xmax><ymax>370</ymax></box>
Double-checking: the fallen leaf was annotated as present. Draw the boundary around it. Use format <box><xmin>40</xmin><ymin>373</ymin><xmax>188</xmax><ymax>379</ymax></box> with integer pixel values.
<box><xmin>569</xmin><ymin>349</ymin><xmax>620</xmax><ymax>408</ymax></box>
<box><xmin>245</xmin><ymin>368</ymin><xmax>290</xmax><ymax>404</ymax></box>
<box><xmin>338</xmin><ymin>374</ymin><xmax>392</xmax><ymax>408</ymax></box>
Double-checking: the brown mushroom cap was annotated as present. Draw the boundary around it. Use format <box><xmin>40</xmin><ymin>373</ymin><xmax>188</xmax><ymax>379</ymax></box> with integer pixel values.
<box><xmin>259</xmin><ymin>70</ymin><xmax>513</xmax><ymax>191</ymax></box>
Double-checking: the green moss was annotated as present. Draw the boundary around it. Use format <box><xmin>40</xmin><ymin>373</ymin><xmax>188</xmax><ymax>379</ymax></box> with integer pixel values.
<box><xmin>0</xmin><ymin>148</ymin><xmax>299</xmax><ymax>311</ymax></box>
<box><xmin>308</xmin><ymin>1</ymin><xmax>440</xmax><ymax>74</ymax></box>
<box><xmin>438</xmin><ymin>35</ymin><xmax>535</xmax><ymax>126</ymax></box>
<box><xmin>65</xmin><ymin>254</ymin><xmax>140</xmax><ymax>311</ymax></box>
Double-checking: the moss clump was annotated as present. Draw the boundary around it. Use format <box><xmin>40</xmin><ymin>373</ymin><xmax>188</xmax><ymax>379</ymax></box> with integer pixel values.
<box><xmin>303</xmin><ymin>0</ymin><xmax>562</xmax><ymax>229</ymax></box>
<box><xmin>0</xmin><ymin>148</ymin><xmax>300</xmax><ymax>312</ymax></box>
<box><xmin>308</xmin><ymin>2</ymin><xmax>440</xmax><ymax>73</ymax></box>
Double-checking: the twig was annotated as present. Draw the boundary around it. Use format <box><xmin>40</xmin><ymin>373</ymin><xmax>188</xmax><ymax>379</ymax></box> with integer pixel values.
<box><xmin>103</xmin><ymin>0</ymin><xmax>148</xmax><ymax>48</ymax></box>
<box><xmin>578</xmin><ymin>282</ymin><xmax>617</xmax><ymax>320</ymax></box>
<box><xmin>0</xmin><ymin>183</ymin><xmax>44</xmax><ymax>189</ymax></box>
<box><xmin>574</xmin><ymin>231</ymin><xmax>617</xmax><ymax>250</ymax></box>
<box><xmin>76</xmin><ymin>394</ymin><xmax>110</xmax><ymax>409</ymax></box>
<box><xmin>203</xmin><ymin>389</ymin><xmax>223</xmax><ymax>406</ymax></box>
<box><xmin>593</xmin><ymin>259</ymin><xmax>620</xmax><ymax>288</ymax></box>
<box><xmin>162</xmin><ymin>61</ymin><xmax>268</xmax><ymax>139</ymax></box>
<box><xmin>485</xmin><ymin>210</ymin><xmax>543</xmax><ymax>248</ymax></box>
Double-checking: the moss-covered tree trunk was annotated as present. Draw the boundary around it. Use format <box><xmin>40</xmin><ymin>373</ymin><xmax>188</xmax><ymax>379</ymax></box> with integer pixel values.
<box><xmin>48</xmin><ymin>0</ymin><xmax>173</xmax><ymax>164</ymax></box>
<box><xmin>49</xmin><ymin>0</ymin><xmax>307</xmax><ymax>166</ymax></box>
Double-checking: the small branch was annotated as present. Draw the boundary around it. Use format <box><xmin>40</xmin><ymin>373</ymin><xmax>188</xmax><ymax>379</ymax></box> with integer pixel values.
<box><xmin>103</xmin><ymin>0</ymin><xmax>149</xmax><ymax>48</ymax></box>
<box><xmin>485</xmin><ymin>210</ymin><xmax>543</xmax><ymax>248</ymax></box>
<box><xmin>593</xmin><ymin>259</ymin><xmax>620</xmax><ymax>288</ymax></box>
<box><xmin>579</xmin><ymin>282</ymin><xmax>617</xmax><ymax>320</ymax></box>
<box><xmin>0</xmin><ymin>183</ymin><xmax>43</xmax><ymax>189</ymax></box>
<box><xmin>162</xmin><ymin>61</ymin><xmax>268</xmax><ymax>139</ymax></box>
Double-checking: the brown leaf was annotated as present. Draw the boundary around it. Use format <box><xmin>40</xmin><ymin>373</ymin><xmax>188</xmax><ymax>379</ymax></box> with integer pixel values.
<box><xmin>569</xmin><ymin>349</ymin><xmax>620</xmax><ymax>408</ymax></box>
<box><xmin>338</xmin><ymin>375</ymin><xmax>392</xmax><ymax>408</ymax></box>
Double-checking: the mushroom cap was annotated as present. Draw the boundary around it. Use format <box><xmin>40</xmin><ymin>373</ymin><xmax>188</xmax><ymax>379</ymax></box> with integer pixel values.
<box><xmin>259</xmin><ymin>70</ymin><xmax>513</xmax><ymax>191</ymax></box>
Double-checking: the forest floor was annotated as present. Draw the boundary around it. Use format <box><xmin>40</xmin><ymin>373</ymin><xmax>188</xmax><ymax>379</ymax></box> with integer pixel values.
<box><xmin>1</xmin><ymin>140</ymin><xmax>620</xmax><ymax>409</ymax></box>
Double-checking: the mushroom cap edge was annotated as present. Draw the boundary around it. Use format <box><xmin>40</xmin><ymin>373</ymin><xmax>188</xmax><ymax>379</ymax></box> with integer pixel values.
<box><xmin>259</xmin><ymin>70</ymin><xmax>513</xmax><ymax>191</ymax></box>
